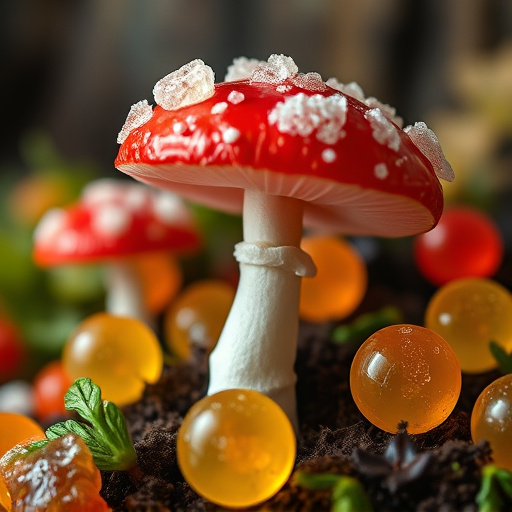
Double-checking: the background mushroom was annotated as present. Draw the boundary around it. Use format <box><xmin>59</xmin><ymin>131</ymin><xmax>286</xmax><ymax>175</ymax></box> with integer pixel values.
<box><xmin>33</xmin><ymin>178</ymin><xmax>201</xmax><ymax>327</ymax></box>
<box><xmin>115</xmin><ymin>55</ymin><xmax>453</xmax><ymax>431</ymax></box>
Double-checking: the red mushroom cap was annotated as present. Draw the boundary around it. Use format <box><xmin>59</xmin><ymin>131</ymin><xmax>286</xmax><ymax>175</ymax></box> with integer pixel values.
<box><xmin>115</xmin><ymin>57</ymin><xmax>450</xmax><ymax>237</ymax></box>
<box><xmin>33</xmin><ymin>179</ymin><xmax>201</xmax><ymax>266</ymax></box>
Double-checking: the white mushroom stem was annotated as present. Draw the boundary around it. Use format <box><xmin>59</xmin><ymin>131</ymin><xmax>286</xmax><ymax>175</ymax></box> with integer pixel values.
<box><xmin>207</xmin><ymin>189</ymin><xmax>316</xmax><ymax>433</ymax></box>
<box><xmin>104</xmin><ymin>261</ymin><xmax>153</xmax><ymax>328</ymax></box>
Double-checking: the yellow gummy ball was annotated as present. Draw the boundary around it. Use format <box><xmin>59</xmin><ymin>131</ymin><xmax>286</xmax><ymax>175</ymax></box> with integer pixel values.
<box><xmin>177</xmin><ymin>389</ymin><xmax>296</xmax><ymax>508</ymax></box>
<box><xmin>63</xmin><ymin>313</ymin><xmax>163</xmax><ymax>406</ymax></box>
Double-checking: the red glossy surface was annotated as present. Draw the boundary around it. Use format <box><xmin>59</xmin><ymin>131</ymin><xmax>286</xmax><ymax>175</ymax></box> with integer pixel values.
<box><xmin>414</xmin><ymin>206</ymin><xmax>504</xmax><ymax>286</ymax></box>
<box><xmin>33</xmin><ymin>361</ymin><xmax>72</xmax><ymax>422</ymax></box>
<box><xmin>116</xmin><ymin>79</ymin><xmax>443</xmax><ymax>237</ymax></box>
<box><xmin>0</xmin><ymin>319</ymin><xmax>25</xmax><ymax>384</ymax></box>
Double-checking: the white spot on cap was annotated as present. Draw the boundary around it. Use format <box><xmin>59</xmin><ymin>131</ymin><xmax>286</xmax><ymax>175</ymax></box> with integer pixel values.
<box><xmin>268</xmin><ymin>92</ymin><xmax>348</xmax><ymax>145</ymax></box>
<box><xmin>117</xmin><ymin>100</ymin><xmax>153</xmax><ymax>144</ymax></box>
<box><xmin>173</xmin><ymin>122</ymin><xmax>186</xmax><ymax>135</ymax></box>
<box><xmin>276</xmin><ymin>85</ymin><xmax>292</xmax><ymax>93</ymax></box>
<box><xmin>326</xmin><ymin>78</ymin><xmax>366</xmax><ymax>102</ymax></box>
<box><xmin>92</xmin><ymin>205</ymin><xmax>131</xmax><ymax>238</ymax></box>
<box><xmin>322</xmin><ymin>148</ymin><xmax>337</xmax><ymax>163</ymax></box>
<box><xmin>404</xmin><ymin>122</ymin><xmax>455</xmax><ymax>182</ymax></box>
<box><xmin>365</xmin><ymin>108</ymin><xmax>401</xmax><ymax>152</ymax></box>
<box><xmin>227</xmin><ymin>90</ymin><xmax>245</xmax><ymax>104</ymax></box>
<box><xmin>251</xmin><ymin>54</ymin><xmax>298</xmax><ymax>84</ymax></box>
<box><xmin>291</xmin><ymin>72</ymin><xmax>326</xmax><ymax>92</ymax></box>
<box><xmin>153</xmin><ymin>192</ymin><xmax>190</xmax><ymax>225</ymax></box>
<box><xmin>57</xmin><ymin>230</ymin><xmax>80</xmax><ymax>255</ymax></box>
<box><xmin>34</xmin><ymin>208</ymin><xmax>67</xmax><ymax>243</ymax></box>
<box><xmin>374</xmin><ymin>163</ymin><xmax>389</xmax><ymax>179</ymax></box>
<box><xmin>211</xmin><ymin>102</ymin><xmax>228</xmax><ymax>114</ymax></box>
<box><xmin>365</xmin><ymin>97</ymin><xmax>403</xmax><ymax>128</ymax></box>
<box><xmin>222</xmin><ymin>127</ymin><xmax>240</xmax><ymax>144</ymax></box>
<box><xmin>153</xmin><ymin>59</ymin><xmax>215</xmax><ymax>111</ymax></box>
<box><xmin>225</xmin><ymin>57</ymin><xmax>262</xmax><ymax>82</ymax></box>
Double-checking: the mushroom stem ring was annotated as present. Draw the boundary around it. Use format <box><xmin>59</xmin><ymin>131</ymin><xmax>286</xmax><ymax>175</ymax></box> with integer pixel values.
<box><xmin>208</xmin><ymin>189</ymin><xmax>311</xmax><ymax>432</ymax></box>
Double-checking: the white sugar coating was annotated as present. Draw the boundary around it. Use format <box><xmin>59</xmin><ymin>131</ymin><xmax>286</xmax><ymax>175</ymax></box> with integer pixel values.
<box><xmin>34</xmin><ymin>208</ymin><xmax>67</xmax><ymax>242</ymax></box>
<box><xmin>117</xmin><ymin>100</ymin><xmax>153</xmax><ymax>144</ymax></box>
<box><xmin>211</xmin><ymin>102</ymin><xmax>228</xmax><ymax>114</ymax></box>
<box><xmin>321</xmin><ymin>148</ymin><xmax>337</xmax><ymax>163</ymax></box>
<box><xmin>92</xmin><ymin>204</ymin><xmax>131</xmax><ymax>238</ymax></box>
<box><xmin>173</xmin><ymin>122</ymin><xmax>186</xmax><ymax>134</ymax></box>
<box><xmin>404</xmin><ymin>122</ymin><xmax>455</xmax><ymax>182</ymax></box>
<box><xmin>326</xmin><ymin>78</ymin><xmax>366</xmax><ymax>102</ymax></box>
<box><xmin>227</xmin><ymin>90</ymin><xmax>245</xmax><ymax>104</ymax></box>
<box><xmin>153</xmin><ymin>192</ymin><xmax>191</xmax><ymax>225</ymax></box>
<box><xmin>365</xmin><ymin>97</ymin><xmax>403</xmax><ymax>128</ymax></box>
<box><xmin>186</xmin><ymin>115</ymin><xmax>197</xmax><ymax>129</ymax></box>
<box><xmin>291</xmin><ymin>72</ymin><xmax>326</xmax><ymax>92</ymax></box>
<box><xmin>222</xmin><ymin>127</ymin><xmax>241</xmax><ymax>143</ymax></box>
<box><xmin>276</xmin><ymin>84</ymin><xmax>293</xmax><ymax>93</ymax></box>
<box><xmin>153</xmin><ymin>59</ymin><xmax>215</xmax><ymax>111</ymax></box>
<box><xmin>374</xmin><ymin>163</ymin><xmax>389</xmax><ymax>179</ymax></box>
<box><xmin>82</xmin><ymin>179</ymin><xmax>124</xmax><ymax>205</ymax></box>
<box><xmin>251</xmin><ymin>54</ymin><xmax>298</xmax><ymax>84</ymax></box>
<box><xmin>225</xmin><ymin>57</ymin><xmax>262</xmax><ymax>82</ymax></box>
<box><xmin>268</xmin><ymin>93</ymin><xmax>348</xmax><ymax>145</ymax></box>
<box><xmin>365</xmin><ymin>108</ymin><xmax>401</xmax><ymax>152</ymax></box>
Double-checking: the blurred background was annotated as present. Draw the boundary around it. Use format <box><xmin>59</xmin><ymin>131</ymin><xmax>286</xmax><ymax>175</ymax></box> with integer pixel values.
<box><xmin>0</xmin><ymin>0</ymin><xmax>512</xmax><ymax>420</ymax></box>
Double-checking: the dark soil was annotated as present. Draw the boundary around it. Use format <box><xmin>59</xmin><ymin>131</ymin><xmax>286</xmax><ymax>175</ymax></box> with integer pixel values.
<box><xmin>99</xmin><ymin>322</ymin><xmax>500</xmax><ymax>511</ymax></box>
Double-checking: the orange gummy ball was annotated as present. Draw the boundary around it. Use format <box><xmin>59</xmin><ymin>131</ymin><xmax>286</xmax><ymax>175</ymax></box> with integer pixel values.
<box><xmin>471</xmin><ymin>374</ymin><xmax>512</xmax><ymax>471</ymax></box>
<box><xmin>177</xmin><ymin>389</ymin><xmax>296</xmax><ymax>508</ymax></box>
<box><xmin>0</xmin><ymin>433</ymin><xmax>109</xmax><ymax>512</ymax></box>
<box><xmin>164</xmin><ymin>280</ymin><xmax>235</xmax><ymax>359</ymax></box>
<box><xmin>0</xmin><ymin>475</ymin><xmax>11</xmax><ymax>511</ymax></box>
<box><xmin>425</xmin><ymin>278</ymin><xmax>512</xmax><ymax>373</ymax></box>
<box><xmin>350</xmin><ymin>324</ymin><xmax>461</xmax><ymax>434</ymax></box>
<box><xmin>63</xmin><ymin>313</ymin><xmax>163</xmax><ymax>405</ymax></box>
<box><xmin>0</xmin><ymin>413</ymin><xmax>45</xmax><ymax>458</ymax></box>
<box><xmin>300</xmin><ymin>236</ymin><xmax>367</xmax><ymax>323</ymax></box>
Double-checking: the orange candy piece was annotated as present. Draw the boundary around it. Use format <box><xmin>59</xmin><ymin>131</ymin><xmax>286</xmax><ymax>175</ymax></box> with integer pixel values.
<box><xmin>471</xmin><ymin>374</ymin><xmax>512</xmax><ymax>471</ymax></box>
<box><xmin>350</xmin><ymin>324</ymin><xmax>461</xmax><ymax>434</ymax></box>
<box><xmin>300</xmin><ymin>236</ymin><xmax>367</xmax><ymax>323</ymax></box>
<box><xmin>0</xmin><ymin>433</ymin><xmax>109</xmax><ymax>512</ymax></box>
<box><xmin>63</xmin><ymin>313</ymin><xmax>163</xmax><ymax>405</ymax></box>
<box><xmin>164</xmin><ymin>280</ymin><xmax>235</xmax><ymax>359</ymax></box>
<box><xmin>0</xmin><ymin>413</ymin><xmax>45</xmax><ymax>458</ymax></box>
<box><xmin>0</xmin><ymin>475</ymin><xmax>11</xmax><ymax>511</ymax></box>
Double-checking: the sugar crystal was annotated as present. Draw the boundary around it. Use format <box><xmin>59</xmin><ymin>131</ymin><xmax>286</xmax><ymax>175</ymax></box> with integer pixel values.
<box><xmin>225</xmin><ymin>57</ymin><xmax>262</xmax><ymax>82</ymax></box>
<box><xmin>227</xmin><ymin>90</ymin><xmax>245</xmax><ymax>104</ymax></box>
<box><xmin>404</xmin><ymin>122</ymin><xmax>455</xmax><ymax>182</ymax></box>
<box><xmin>117</xmin><ymin>100</ymin><xmax>153</xmax><ymax>144</ymax></box>
<box><xmin>365</xmin><ymin>97</ymin><xmax>403</xmax><ymax>128</ymax></box>
<box><xmin>321</xmin><ymin>148</ymin><xmax>337</xmax><ymax>163</ymax></box>
<box><xmin>211</xmin><ymin>102</ymin><xmax>228</xmax><ymax>114</ymax></box>
<box><xmin>291</xmin><ymin>72</ymin><xmax>326</xmax><ymax>92</ymax></box>
<box><xmin>374</xmin><ymin>163</ymin><xmax>389</xmax><ymax>179</ymax></box>
<box><xmin>251</xmin><ymin>54</ymin><xmax>298</xmax><ymax>84</ymax></box>
<box><xmin>268</xmin><ymin>93</ymin><xmax>348</xmax><ymax>145</ymax></box>
<box><xmin>326</xmin><ymin>78</ymin><xmax>365</xmax><ymax>102</ymax></box>
<box><xmin>365</xmin><ymin>108</ymin><xmax>401</xmax><ymax>151</ymax></box>
<box><xmin>153</xmin><ymin>59</ymin><xmax>215</xmax><ymax>111</ymax></box>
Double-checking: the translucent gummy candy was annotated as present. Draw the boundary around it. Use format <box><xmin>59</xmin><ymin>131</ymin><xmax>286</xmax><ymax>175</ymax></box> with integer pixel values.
<box><xmin>404</xmin><ymin>122</ymin><xmax>455</xmax><ymax>182</ymax></box>
<box><xmin>117</xmin><ymin>100</ymin><xmax>153</xmax><ymax>144</ymax></box>
<box><xmin>268</xmin><ymin>93</ymin><xmax>348</xmax><ymax>145</ymax></box>
<box><xmin>0</xmin><ymin>434</ymin><xmax>109</xmax><ymax>511</ymax></box>
<box><xmin>225</xmin><ymin>57</ymin><xmax>262</xmax><ymax>82</ymax></box>
<box><xmin>251</xmin><ymin>54</ymin><xmax>298</xmax><ymax>84</ymax></box>
<box><xmin>153</xmin><ymin>59</ymin><xmax>215</xmax><ymax>111</ymax></box>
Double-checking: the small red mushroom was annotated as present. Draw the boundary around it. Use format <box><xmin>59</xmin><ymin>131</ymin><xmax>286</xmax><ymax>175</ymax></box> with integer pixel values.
<box><xmin>33</xmin><ymin>178</ymin><xmax>201</xmax><ymax>326</ymax></box>
<box><xmin>114</xmin><ymin>55</ymin><xmax>453</xmax><ymax>431</ymax></box>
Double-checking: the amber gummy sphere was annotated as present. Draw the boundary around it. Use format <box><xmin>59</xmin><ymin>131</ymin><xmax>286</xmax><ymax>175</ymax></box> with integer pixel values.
<box><xmin>300</xmin><ymin>236</ymin><xmax>367</xmax><ymax>323</ymax></box>
<box><xmin>177</xmin><ymin>389</ymin><xmax>296</xmax><ymax>508</ymax></box>
<box><xmin>0</xmin><ymin>412</ymin><xmax>45</xmax><ymax>458</ymax></box>
<box><xmin>164</xmin><ymin>279</ymin><xmax>235</xmax><ymax>359</ymax></box>
<box><xmin>350</xmin><ymin>324</ymin><xmax>461</xmax><ymax>434</ymax></box>
<box><xmin>63</xmin><ymin>313</ymin><xmax>163</xmax><ymax>405</ymax></box>
<box><xmin>471</xmin><ymin>374</ymin><xmax>512</xmax><ymax>470</ymax></box>
<box><xmin>425</xmin><ymin>278</ymin><xmax>512</xmax><ymax>373</ymax></box>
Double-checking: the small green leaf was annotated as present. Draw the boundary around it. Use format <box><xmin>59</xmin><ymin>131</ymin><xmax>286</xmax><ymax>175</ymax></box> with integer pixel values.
<box><xmin>293</xmin><ymin>471</ymin><xmax>343</xmax><ymax>490</ymax></box>
<box><xmin>476</xmin><ymin>465</ymin><xmax>512</xmax><ymax>512</ymax></box>
<box><xmin>332</xmin><ymin>476</ymin><xmax>373</xmax><ymax>512</ymax></box>
<box><xmin>489</xmin><ymin>341</ymin><xmax>512</xmax><ymax>374</ymax></box>
<box><xmin>45</xmin><ymin>378</ymin><xmax>137</xmax><ymax>471</ymax></box>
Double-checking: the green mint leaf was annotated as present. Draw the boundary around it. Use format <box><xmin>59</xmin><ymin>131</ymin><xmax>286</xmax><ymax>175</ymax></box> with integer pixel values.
<box><xmin>45</xmin><ymin>377</ymin><xmax>137</xmax><ymax>471</ymax></box>
<box><xmin>331</xmin><ymin>476</ymin><xmax>373</xmax><ymax>512</ymax></box>
<box><xmin>476</xmin><ymin>465</ymin><xmax>512</xmax><ymax>512</ymax></box>
<box><xmin>293</xmin><ymin>471</ymin><xmax>342</xmax><ymax>490</ymax></box>
<box><xmin>489</xmin><ymin>341</ymin><xmax>512</xmax><ymax>374</ymax></box>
